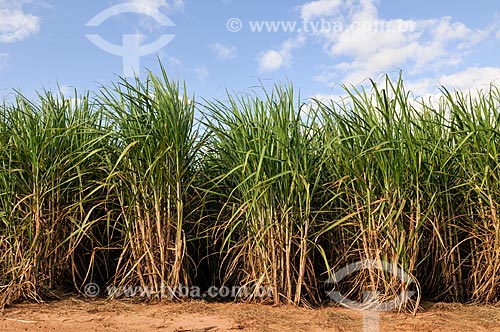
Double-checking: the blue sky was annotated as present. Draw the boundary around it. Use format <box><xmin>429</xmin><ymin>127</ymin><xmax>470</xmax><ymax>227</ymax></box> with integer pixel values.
<box><xmin>0</xmin><ymin>0</ymin><xmax>499</xmax><ymax>101</ymax></box>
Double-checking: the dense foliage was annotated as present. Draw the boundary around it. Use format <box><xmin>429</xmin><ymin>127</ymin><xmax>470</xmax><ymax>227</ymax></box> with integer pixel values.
<box><xmin>1</xmin><ymin>70</ymin><xmax>499</xmax><ymax>311</ymax></box>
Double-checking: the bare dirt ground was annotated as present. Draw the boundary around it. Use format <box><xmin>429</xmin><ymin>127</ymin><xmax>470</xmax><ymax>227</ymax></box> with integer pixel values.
<box><xmin>1</xmin><ymin>298</ymin><xmax>500</xmax><ymax>332</ymax></box>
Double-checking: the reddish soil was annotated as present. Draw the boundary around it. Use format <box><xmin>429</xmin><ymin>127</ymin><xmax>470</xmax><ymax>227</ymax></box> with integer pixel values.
<box><xmin>1</xmin><ymin>298</ymin><xmax>500</xmax><ymax>332</ymax></box>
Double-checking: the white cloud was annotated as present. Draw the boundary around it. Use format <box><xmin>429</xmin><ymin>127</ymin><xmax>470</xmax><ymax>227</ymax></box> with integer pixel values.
<box><xmin>307</xmin><ymin>0</ymin><xmax>488</xmax><ymax>85</ymax></box>
<box><xmin>310</xmin><ymin>93</ymin><xmax>348</xmax><ymax>105</ymax></box>
<box><xmin>313</xmin><ymin>67</ymin><xmax>500</xmax><ymax>104</ymax></box>
<box><xmin>0</xmin><ymin>5</ymin><xmax>40</xmax><ymax>43</ymax></box>
<box><xmin>168</xmin><ymin>56</ymin><xmax>183</xmax><ymax>67</ymax></box>
<box><xmin>405</xmin><ymin>78</ymin><xmax>440</xmax><ymax>100</ymax></box>
<box><xmin>407</xmin><ymin>67</ymin><xmax>500</xmax><ymax>100</ymax></box>
<box><xmin>258</xmin><ymin>50</ymin><xmax>285</xmax><ymax>72</ymax></box>
<box><xmin>0</xmin><ymin>53</ymin><xmax>9</xmax><ymax>71</ymax></box>
<box><xmin>59</xmin><ymin>85</ymin><xmax>75</xmax><ymax>98</ymax></box>
<box><xmin>437</xmin><ymin>67</ymin><xmax>500</xmax><ymax>91</ymax></box>
<box><xmin>257</xmin><ymin>35</ymin><xmax>306</xmax><ymax>72</ymax></box>
<box><xmin>163</xmin><ymin>56</ymin><xmax>208</xmax><ymax>81</ymax></box>
<box><xmin>260</xmin><ymin>0</ymin><xmax>491</xmax><ymax>81</ymax></box>
<box><xmin>122</xmin><ymin>0</ymin><xmax>184</xmax><ymax>31</ymax></box>
<box><xmin>193</xmin><ymin>65</ymin><xmax>209</xmax><ymax>81</ymax></box>
<box><xmin>126</xmin><ymin>0</ymin><xmax>184</xmax><ymax>13</ymax></box>
<box><xmin>210</xmin><ymin>43</ymin><xmax>236</xmax><ymax>60</ymax></box>
<box><xmin>300</xmin><ymin>0</ymin><xmax>342</xmax><ymax>22</ymax></box>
